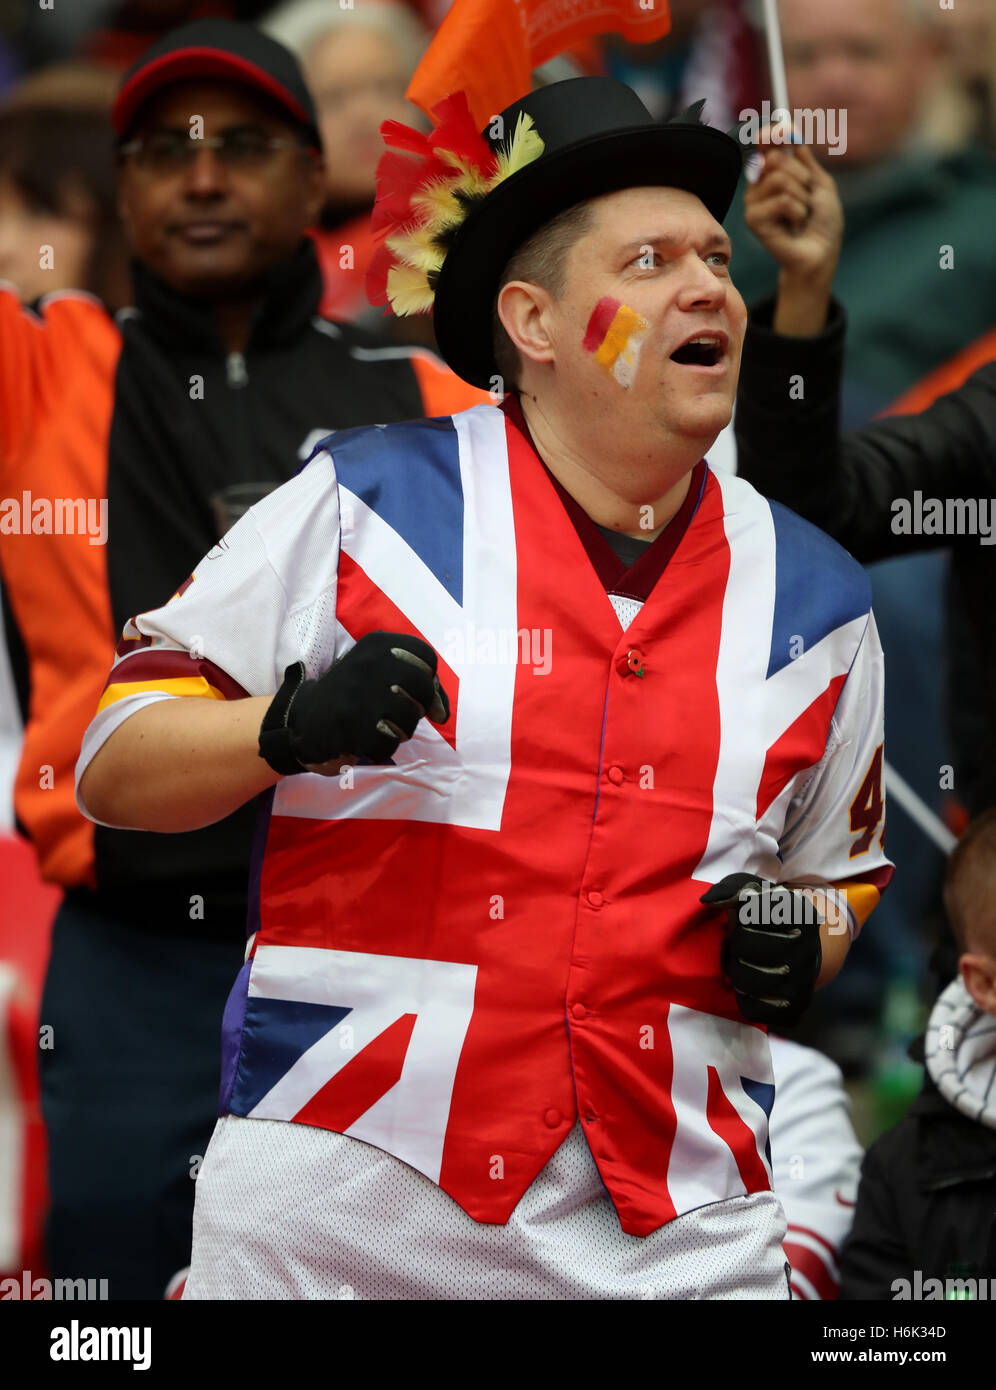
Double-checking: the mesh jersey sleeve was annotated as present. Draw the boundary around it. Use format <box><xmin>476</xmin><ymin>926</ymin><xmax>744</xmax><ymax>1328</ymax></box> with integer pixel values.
<box><xmin>75</xmin><ymin>451</ymin><xmax>341</xmax><ymax>821</ymax></box>
<box><xmin>777</xmin><ymin>610</ymin><xmax>893</xmax><ymax>938</ymax></box>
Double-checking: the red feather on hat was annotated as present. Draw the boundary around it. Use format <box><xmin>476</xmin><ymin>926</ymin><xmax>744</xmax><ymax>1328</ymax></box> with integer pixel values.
<box><xmin>367</xmin><ymin>89</ymin><xmax>542</xmax><ymax>318</ymax></box>
<box><xmin>378</xmin><ymin>118</ymin><xmax>434</xmax><ymax>157</ymax></box>
<box><xmin>365</xmin><ymin>239</ymin><xmax>395</xmax><ymax>308</ymax></box>
<box><xmin>426</xmin><ymin>92</ymin><xmax>494</xmax><ymax>175</ymax></box>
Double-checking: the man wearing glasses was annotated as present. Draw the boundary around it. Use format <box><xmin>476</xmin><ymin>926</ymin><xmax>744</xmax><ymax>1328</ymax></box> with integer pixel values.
<box><xmin>0</xmin><ymin>18</ymin><xmax>483</xmax><ymax>1298</ymax></box>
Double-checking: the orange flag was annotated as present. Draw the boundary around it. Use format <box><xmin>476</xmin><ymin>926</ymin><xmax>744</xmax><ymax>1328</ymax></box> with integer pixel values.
<box><xmin>407</xmin><ymin>0</ymin><xmax>672</xmax><ymax>129</ymax></box>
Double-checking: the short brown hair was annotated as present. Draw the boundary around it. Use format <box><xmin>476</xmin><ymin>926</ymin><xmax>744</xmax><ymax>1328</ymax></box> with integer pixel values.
<box><xmin>490</xmin><ymin>199</ymin><xmax>594</xmax><ymax>390</ymax></box>
<box><xmin>943</xmin><ymin>809</ymin><xmax>996</xmax><ymax>953</ymax></box>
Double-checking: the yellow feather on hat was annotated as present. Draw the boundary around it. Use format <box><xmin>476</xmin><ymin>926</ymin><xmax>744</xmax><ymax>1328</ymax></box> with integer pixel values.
<box><xmin>491</xmin><ymin>112</ymin><xmax>544</xmax><ymax>187</ymax></box>
<box><xmin>385</xmin><ymin>263</ymin><xmax>437</xmax><ymax>316</ymax></box>
<box><xmin>385</xmin><ymin>223</ymin><xmax>445</xmax><ymax>276</ymax></box>
<box><xmin>437</xmin><ymin>151</ymin><xmax>496</xmax><ymax>202</ymax></box>
<box><xmin>411</xmin><ymin>178</ymin><xmax>463</xmax><ymax>233</ymax></box>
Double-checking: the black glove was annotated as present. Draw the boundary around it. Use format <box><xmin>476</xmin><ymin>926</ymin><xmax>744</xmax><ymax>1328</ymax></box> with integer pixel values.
<box><xmin>700</xmin><ymin>872</ymin><xmax>823</xmax><ymax>1027</ymax></box>
<box><xmin>259</xmin><ymin>631</ymin><xmax>450</xmax><ymax>774</ymax></box>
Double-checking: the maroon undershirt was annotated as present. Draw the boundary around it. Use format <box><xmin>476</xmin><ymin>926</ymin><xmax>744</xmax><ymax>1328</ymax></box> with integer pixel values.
<box><xmin>499</xmin><ymin>393</ymin><xmax>706</xmax><ymax>604</ymax></box>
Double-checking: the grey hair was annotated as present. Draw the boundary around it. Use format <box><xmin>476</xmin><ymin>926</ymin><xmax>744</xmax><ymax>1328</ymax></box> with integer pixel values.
<box><xmin>260</xmin><ymin>0</ymin><xmax>430</xmax><ymax>76</ymax></box>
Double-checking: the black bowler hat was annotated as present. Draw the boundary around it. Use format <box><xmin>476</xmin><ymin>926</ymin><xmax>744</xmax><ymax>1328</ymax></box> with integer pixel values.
<box><xmin>369</xmin><ymin>77</ymin><xmax>744</xmax><ymax>389</ymax></box>
<box><xmin>112</xmin><ymin>18</ymin><xmax>322</xmax><ymax>149</ymax></box>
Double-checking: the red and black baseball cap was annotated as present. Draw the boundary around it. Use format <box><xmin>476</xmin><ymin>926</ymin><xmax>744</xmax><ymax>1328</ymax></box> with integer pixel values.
<box><xmin>112</xmin><ymin>18</ymin><xmax>322</xmax><ymax>149</ymax></box>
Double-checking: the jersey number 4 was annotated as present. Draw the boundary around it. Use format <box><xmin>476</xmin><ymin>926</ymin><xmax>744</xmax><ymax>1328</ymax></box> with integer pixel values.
<box><xmin>849</xmin><ymin>743</ymin><xmax>885</xmax><ymax>857</ymax></box>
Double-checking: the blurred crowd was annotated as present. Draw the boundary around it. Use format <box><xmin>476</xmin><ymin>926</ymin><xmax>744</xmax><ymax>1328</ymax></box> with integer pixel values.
<box><xmin>1</xmin><ymin>0</ymin><xmax>996</xmax><ymax>1302</ymax></box>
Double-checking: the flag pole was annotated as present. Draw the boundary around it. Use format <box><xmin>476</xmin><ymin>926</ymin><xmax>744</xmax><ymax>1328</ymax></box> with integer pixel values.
<box><xmin>760</xmin><ymin>0</ymin><xmax>790</xmax><ymax>121</ymax></box>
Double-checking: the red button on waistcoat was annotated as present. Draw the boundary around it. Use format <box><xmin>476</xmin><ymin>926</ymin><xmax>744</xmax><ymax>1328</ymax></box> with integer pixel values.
<box><xmin>607</xmin><ymin>765</ymin><xmax>624</xmax><ymax>785</ymax></box>
<box><xmin>544</xmin><ymin>1108</ymin><xmax>561</xmax><ymax>1128</ymax></box>
<box><xmin>571</xmin><ymin>1003</ymin><xmax>587</xmax><ymax>1020</ymax></box>
<box><xmin>586</xmin><ymin>890</ymin><xmax>604</xmax><ymax>908</ymax></box>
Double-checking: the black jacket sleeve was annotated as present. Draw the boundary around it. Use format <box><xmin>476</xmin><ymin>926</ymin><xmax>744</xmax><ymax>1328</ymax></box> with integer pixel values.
<box><xmin>838</xmin><ymin>1128</ymin><xmax>919</xmax><ymax>1300</ymax></box>
<box><xmin>735</xmin><ymin>297</ymin><xmax>996</xmax><ymax>565</ymax></box>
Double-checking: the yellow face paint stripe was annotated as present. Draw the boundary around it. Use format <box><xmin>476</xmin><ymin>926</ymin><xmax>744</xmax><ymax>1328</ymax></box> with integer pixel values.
<box><xmin>594</xmin><ymin>304</ymin><xmax>649</xmax><ymax>371</ymax></box>
<box><xmin>96</xmin><ymin>676</ymin><xmax>228</xmax><ymax>714</ymax></box>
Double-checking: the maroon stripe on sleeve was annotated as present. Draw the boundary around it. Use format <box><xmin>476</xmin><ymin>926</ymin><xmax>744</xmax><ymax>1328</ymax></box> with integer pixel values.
<box><xmin>115</xmin><ymin>627</ymin><xmax>154</xmax><ymax>659</ymax></box>
<box><xmin>834</xmin><ymin>864</ymin><xmax>895</xmax><ymax>893</ymax></box>
<box><xmin>106</xmin><ymin>648</ymin><xmax>250</xmax><ymax>701</ymax></box>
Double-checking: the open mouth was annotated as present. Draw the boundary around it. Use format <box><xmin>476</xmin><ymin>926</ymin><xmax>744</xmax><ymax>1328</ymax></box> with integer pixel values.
<box><xmin>669</xmin><ymin>337</ymin><xmax>725</xmax><ymax>367</ymax></box>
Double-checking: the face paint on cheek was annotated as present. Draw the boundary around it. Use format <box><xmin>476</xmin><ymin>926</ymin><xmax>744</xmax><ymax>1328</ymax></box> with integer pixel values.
<box><xmin>582</xmin><ymin>296</ymin><xmax>651</xmax><ymax>389</ymax></box>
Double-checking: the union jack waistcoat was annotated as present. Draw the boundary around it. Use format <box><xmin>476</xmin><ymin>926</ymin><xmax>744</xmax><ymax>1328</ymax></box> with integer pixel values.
<box><xmin>82</xmin><ymin>403</ymin><xmax>890</xmax><ymax>1236</ymax></box>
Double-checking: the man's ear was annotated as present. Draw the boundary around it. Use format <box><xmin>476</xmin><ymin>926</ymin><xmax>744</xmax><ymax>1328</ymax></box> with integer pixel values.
<box><xmin>496</xmin><ymin>280</ymin><xmax>555</xmax><ymax>370</ymax></box>
<box><xmin>960</xmin><ymin>952</ymin><xmax>996</xmax><ymax>1016</ymax></box>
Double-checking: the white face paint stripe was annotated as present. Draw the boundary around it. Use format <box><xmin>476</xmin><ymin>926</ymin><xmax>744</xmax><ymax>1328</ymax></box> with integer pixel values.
<box><xmin>610</xmin><ymin>319</ymin><xmax>650</xmax><ymax>388</ymax></box>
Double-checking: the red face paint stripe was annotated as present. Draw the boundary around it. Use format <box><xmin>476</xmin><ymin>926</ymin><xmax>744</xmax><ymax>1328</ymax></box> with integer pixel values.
<box><xmin>582</xmin><ymin>296</ymin><xmax>621</xmax><ymax>353</ymax></box>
